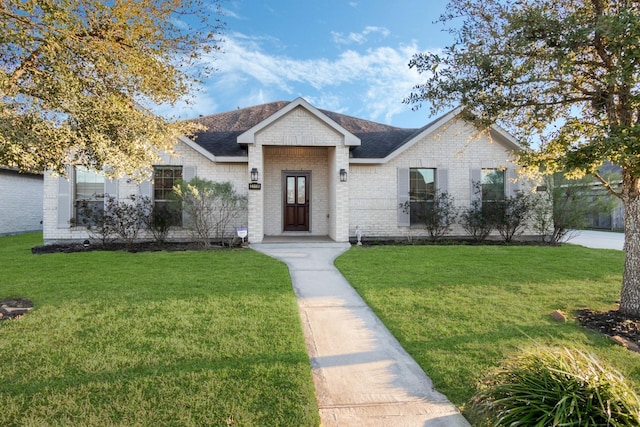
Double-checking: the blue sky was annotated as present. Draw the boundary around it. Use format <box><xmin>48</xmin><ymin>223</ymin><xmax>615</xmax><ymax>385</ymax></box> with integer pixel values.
<box><xmin>169</xmin><ymin>0</ymin><xmax>455</xmax><ymax>129</ymax></box>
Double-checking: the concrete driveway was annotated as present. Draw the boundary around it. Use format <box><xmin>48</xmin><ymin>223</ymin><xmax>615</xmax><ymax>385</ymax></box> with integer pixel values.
<box><xmin>565</xmin><ymin>230</ymin><xmax>624</xmax><ymax>250</ymax></box>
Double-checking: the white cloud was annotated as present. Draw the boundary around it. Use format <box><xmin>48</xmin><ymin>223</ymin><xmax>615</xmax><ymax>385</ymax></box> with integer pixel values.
<box><xmin>188</xmin><ymin>33</ymin><xmax>437</xmax><ymax>125</ymax></box>
<box><xmin>219</xmin><ymin>7</ymin><xmax>241</xmax><ymax>20</ymax></box>
<box><xmin>331</xmin><ymin>26</ymin><xmax>391</xmax><ymax>45</ymax></box>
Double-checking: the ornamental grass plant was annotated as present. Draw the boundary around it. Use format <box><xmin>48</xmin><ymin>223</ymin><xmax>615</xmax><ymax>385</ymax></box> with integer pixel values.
<box><xmin>467</xmin><ymin>346</ymin><xmax>640</xmax><ymax>426</ymax></box>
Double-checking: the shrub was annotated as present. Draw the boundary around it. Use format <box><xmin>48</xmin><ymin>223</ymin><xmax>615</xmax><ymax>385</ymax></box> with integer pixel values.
<box><xmin>533</xmin><ymin>173</ymin><xmax>617</xmax><ymax>244</ymax></box>
<box><xmin>143</xmin><ymin>198</ymin><xmax>180</xmax><ymax>245</ymax></box>
<box><xmin>487</xmin><ymin>191</ymin><xmax>533</xmax><ymax>242</ymax></box>
<box><xmin>107</xmin><ymin>195</ymin><xmax>150</xmax><ymax>249</ymax></box>
<box><xmin>174</xmin><ymin>178</ymin><xmax>247</xmax><ymax>247</ymax></box>
<box><xmin>418</xmin><ymin>192</ymin><xmax>458</xmax><ymax>241</ymax></box>
<box><xmin>403</xmin><ymin>191</ymin><xmax>458</xmax><ymax>241</ymax></box>
<box><xmin>77</xmin><ymin>198</ymin><xmax>116</xmax><ymax>245</ymax></box>
<box><xmin>78</xmin><ymin>195</ymin><xmax>152</xmax><ymax>248</ymax></box>
<box><xmin>468</xmin><ymin>346</ymin><xmax>640</xmax><ymax>426</ymax></box>
<box><xmin>460</xmin><ymin>198</ymin><xmax>492</xmax><ymax>242</ymax></box>
<box><xmin>530</xmin><ymin>188</ymin><xmax>555</xmax><ymax>243</ymax></box>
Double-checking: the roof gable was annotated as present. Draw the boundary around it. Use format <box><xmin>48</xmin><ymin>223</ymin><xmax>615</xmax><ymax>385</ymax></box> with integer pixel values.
<box><xmin>350</xmin><ymin>107</ymin><xmax>522</xmax><ymax>163</ymax></box>
<box><xmin>236</xmin><ymin>97</ymin><xmax>360</xmax><ymax>146</ymax></box>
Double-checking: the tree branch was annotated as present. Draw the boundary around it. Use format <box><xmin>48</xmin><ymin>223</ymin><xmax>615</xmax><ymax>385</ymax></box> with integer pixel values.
<box><xmin>591</xmin><ymin>0</ymin><xmax>615</xmax><ymax>71</ymax></box>
<box><xmin>593</xmin><ymin>171</ymin><xmax>622</xmax><ymax>199</ymax></box>
<box><xmin>5</xmin><ymin>47</ymin><xmax>43</xmax><ymax>92</ymax></box>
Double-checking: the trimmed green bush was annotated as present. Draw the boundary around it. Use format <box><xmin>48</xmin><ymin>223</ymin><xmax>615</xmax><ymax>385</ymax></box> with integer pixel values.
<box><xmin>468</xmin><ymin>346</ymin><xmax>640</xmax><ymax>426</ymax></box>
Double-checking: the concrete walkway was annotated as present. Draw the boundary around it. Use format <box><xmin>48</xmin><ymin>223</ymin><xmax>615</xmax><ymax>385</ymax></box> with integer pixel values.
<box><xmin>252</xmin><ymin>242</ymin><xmax>469</xmax><ymax>427</ymax></box>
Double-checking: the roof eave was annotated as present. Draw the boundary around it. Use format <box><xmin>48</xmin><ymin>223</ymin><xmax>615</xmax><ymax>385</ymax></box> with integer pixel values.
<box><xmin>363</xmin><ymin>107</ymin><xmax>523</xmax><ymax>163</ymax></box>
<box><xmin>349</xmin><ymin>158</ymin><xmax>386</xmax><ymax>164</ymax></box>
<box><xmin>178</xmin><ymin>136</ymin><xmax>217</xmax><ymax>162</ymax></box>
<box><xmin>178</xmin><ymin>135</ymin><xmax>248</xmax><ymax>163</ymax></box>
<box><xmin>214</xmin><ymin>156</ymin><xmax>248</xmax><ymax>163</ymax></box>
<box><xmin>489</xmin><ymin>125</ymin><xmax>523</xmax><ymax>153</ymax></box>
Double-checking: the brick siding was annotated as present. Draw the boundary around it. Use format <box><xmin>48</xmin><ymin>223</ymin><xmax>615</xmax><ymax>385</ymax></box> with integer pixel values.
<box><xmin>43</xmin><ymin>109</ymin><xmax>527</xmax><ymax>244</ymax></box>
<box><xmin>0</xmin><ymin>170</ymin><xmax>43</xmax><ymax>235</ymax></box>
<box><xmin>348</xmin><ymin>118</ymin><xmax>527</xmax><ymax>240</ymax></box>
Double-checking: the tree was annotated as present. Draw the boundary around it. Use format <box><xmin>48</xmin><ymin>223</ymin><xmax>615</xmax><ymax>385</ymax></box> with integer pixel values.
<box><xmin>1</xmin><ymin>0</ymin><xmax>224</xmax><ymax>177</ymax></box>
<box><xmin>532</xmin><ymin>173</ymin><xmax>616</xmax><ymax>244</ymax></box>
<box><xmin>406</xmin><ymin>0</ymin><xmax>640</xmax><ymax>316</ymax></box>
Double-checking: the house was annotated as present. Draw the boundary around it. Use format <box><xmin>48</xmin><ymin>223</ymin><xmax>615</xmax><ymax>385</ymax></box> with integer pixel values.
<box><xmin>0</xmin><ymin>168</ymin><xmax>43</xmax><ymax>236</ymax></box>
<box><xmin>43</xmin><ymin>97</ymin><xmax>527</xmax><ymax>244</ymax></box>
<box><xmin>584</xmin><ymin>162</ymin><xmax>624</xmax><ymax>230</ymax></box>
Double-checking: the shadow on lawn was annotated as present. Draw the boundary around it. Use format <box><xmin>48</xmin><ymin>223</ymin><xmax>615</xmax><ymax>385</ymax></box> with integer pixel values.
<box><xmin>7</xmin><ymin>350</ymin><xmax>312</xmax><ymax>394</ymax></box>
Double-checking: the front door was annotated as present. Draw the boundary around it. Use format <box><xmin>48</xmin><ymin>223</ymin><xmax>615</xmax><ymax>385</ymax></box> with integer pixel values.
<box><xmin>284</xmin><ymin>173</ymin><xmax>310</xmax><ymax>231</ymax></box>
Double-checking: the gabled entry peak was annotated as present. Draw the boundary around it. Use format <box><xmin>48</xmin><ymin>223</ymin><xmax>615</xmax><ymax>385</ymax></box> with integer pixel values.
<box><xmin>237</xmin><ymin>97</ymin><xmax>361</xmax><ymax>146</ymax></box>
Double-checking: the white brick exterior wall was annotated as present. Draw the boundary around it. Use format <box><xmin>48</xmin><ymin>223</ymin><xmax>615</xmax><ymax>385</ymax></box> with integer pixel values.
<box><xmin>42</xmin><ymin>104</ymin><xmax>527</xmax><ymax>245</ymax></box>
<box><xmin>349</xmin><ymin>117</ymin><xmax>526</xmax><ymax>240</ymax></box>
<box><xmin>257</xmin><ymin>106</ymin><xmax>344</xmax><ymax>147</ymax></box>
<box><xmin>43</xmin><ymin>142</ymin><xmax>248</xmax><ymax>244</ymax></box>
<box><xmin>0</xmin><ymin>170</ymin><xmax>43</xmax><ymax>235</ymax></box>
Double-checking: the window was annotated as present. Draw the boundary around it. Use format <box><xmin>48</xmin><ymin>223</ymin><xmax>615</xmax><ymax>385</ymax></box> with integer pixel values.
<box><xmin>481</xmin><ymin>169</ymin><xmax>505</xmax><ymax>220</ymax></box>
<box><xmin>153</xmin><ymin>165</ymin><xmax>183</xmax><ymax>226</ymax></box>
<box><xmin>409</xmin><ymin>168</ymin><xmax>436</xmax><ymax>225</ymax></box>
<box><xmin>481</xmin><ymin>169</ymin><xmax>505</xmax><ymax>202</ymax></box>
<box><xmin>75</xmin><ymin>166</ymin><xmax>105</xmax><ymax>226</ymax></box>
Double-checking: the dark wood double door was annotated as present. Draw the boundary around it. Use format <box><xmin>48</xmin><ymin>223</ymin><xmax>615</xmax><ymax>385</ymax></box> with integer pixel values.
<box><xmin>284</xmin><ymin>173</ymin><xmax>309</xmax><ymax>231</ymax></box>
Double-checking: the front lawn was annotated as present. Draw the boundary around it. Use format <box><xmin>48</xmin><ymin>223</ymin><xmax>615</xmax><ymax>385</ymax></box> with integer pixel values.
<box><xmin>335</xmin><ymin>244</ymin><xmax>640</xmax><ymax>410</ymax></box>
<box><xmin>5</xmin><ymin>235</ymin><xmax>638</xmax><ymax>424</ymax></box>
<box><xmin>0</xmin><ymin>234</ymin><xmax>319</xmax><ymax>426</ymax></box>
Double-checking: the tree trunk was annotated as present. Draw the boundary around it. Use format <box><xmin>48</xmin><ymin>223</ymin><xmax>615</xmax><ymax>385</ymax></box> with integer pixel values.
<box><xmin>620</xmin><ymin>174</ymin><xmax>640</xmax><ymax>317</ymax></box>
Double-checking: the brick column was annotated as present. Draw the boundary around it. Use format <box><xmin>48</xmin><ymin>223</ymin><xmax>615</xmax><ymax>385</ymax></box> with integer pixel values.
<box><xmin>247</xmin><ymin>144</ymin><xmax>264</xmax><ymax>243</ymax></box>
<box><xmin>333</xmin><ymin>145</ymin><xmax>350</xmax><ymax>242</ymax></box>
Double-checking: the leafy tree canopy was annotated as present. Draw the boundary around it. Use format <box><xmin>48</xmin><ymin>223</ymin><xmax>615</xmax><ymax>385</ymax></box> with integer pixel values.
<box><xmin>406</xmin><ymin>0</ymin><xmax>640</xmax><ymax>316</ymax></box>
<box><xmin>0</xmin><ymin>0</ymin><xmax>224</xmax><ymax>177</ymax></box>
<box><xmin>406</xmin><ymin>0</ymin><xmax>639</xmax><ymax>192</ymax></box>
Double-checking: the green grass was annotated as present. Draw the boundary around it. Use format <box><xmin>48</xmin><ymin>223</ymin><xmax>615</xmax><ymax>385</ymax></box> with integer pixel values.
<box><xmin>5</xmin><ymin>235</ymin><xmax>639</xmax><ymax>425</ymax></box>
<box><xmin>335</xmin><ymin>244</ymin><xmax>640</xmax><ymax>411</ymax></box>
<box><xmin>0</xmin><ymin>233</ymin><xmax>319</xmax><ymax>427</ymax></box>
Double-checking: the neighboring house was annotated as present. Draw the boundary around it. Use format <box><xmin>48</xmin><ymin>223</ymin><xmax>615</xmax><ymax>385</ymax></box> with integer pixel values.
<box><xmin>587</xmin><ymin>162</ymin><xmax>624</xmax><ymax>230</ymax></box>
<box><xmin>43</xmin><ymin>97</ymin><xmax>529</xmax><ymax>244</ymax></box>
<box><xmin>584</xmin><ymin>186</ymin><xmax>624</xmax><ymax>230</ymax></box>
<box><xmin>0</xmin><ymin>168</ymin><xmax>44</xmax><ymax>235</ymax></box>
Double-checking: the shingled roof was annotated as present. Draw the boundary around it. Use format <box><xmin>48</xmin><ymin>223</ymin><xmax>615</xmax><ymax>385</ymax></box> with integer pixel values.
<box><xmin>188</xmin><ymin>101</ymin><xmax>430</xmax><ymax>159</ymax></box>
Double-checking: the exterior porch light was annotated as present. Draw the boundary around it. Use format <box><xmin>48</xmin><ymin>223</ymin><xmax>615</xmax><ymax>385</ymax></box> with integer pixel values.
<box><xmin>339</xmin><ymin>168</ymin><xmax>348</xmax><ymax>182</ymax></box>
<box><xmin>250</xmin><ymin>168</ymin><xmax>259</xmax><ymax>182</ymax></box>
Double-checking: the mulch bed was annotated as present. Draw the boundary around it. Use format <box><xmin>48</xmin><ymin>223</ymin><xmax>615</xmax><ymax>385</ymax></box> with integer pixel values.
<box><xmin>576</xmin><ymin>308</ymin><xmax>640</xmax><ymax>351</ymax></box>
<box><xmin>0</xmin><ymin>297</ymin><xmax>33</xmax><ymax>321</ymax></box>
<box><xmin>31</xmin><ymin>241</ymin><xmax>243</xmax><ymax>254</ymax></box>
